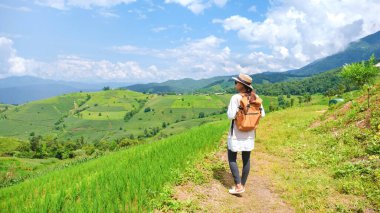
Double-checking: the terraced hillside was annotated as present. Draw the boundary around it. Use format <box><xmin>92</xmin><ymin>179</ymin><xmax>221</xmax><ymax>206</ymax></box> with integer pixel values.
<box><xmin>0</xmin><ymin>120</ymin><xmax>229</xmax><ymax>212</ymax></box>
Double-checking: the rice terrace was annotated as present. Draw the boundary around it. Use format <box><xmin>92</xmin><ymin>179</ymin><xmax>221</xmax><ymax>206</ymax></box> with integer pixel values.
<box><xmin>1</xmin><ymin>1</ymin><xmax>380</xmax><ymax>212</ymax></box>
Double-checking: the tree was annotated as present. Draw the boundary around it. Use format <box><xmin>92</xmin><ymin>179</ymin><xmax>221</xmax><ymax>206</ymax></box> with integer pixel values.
<box><xmin>277</xmin><ymin>95</ymin><xmax>285</xmax><ymax>108</ymax></box>
<box><xmin>198</xmin><ymin>112</ymin><xmax>205</xmax><ymax>118</ymax></box>
<box><xmin>103</xmin><ymin>86</ymin><xmax>110</xmax><ymax>91</ymax></box>
<box><xmin>303</xmin><ymin>93</ymin><xmax>311</xmax><ymax>103</ymax></box>
<box><xmin>340</xmin><ymin>54</ymin><xmax>379</xmax><ymax>108</ymax></box>
<box><xmin>297</xmin><ymin>96</ymin><xmax>303</xmax><ymax>106</ymax></box>
<box><xmin>129</xmin><ymin>134</ymin><xmax>134</xmax><ymax>140</ymax></box>
<box><xmin>336</xmin><ymin>84</ymin><xmax>346</xmax><ymax>96</ymax></box>
<box><xmin>30</xmin><ymin>135</ymin><xmax>42</xmax><ymax>152</ymax></box>
<box><xmin>325</xmin><ymin>88</ymin><xmax>336</xmax><ymax>101</ymax></box>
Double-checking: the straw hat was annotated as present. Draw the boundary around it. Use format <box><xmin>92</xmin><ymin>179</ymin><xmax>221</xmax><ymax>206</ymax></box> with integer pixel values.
<box><xmin>232</xmin><ymin>73</ymin><xmax>253</xmax><ymax>90</ymax></box>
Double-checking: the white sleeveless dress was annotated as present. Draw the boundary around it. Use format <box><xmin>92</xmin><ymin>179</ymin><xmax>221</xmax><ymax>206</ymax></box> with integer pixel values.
<box><xmin>227</xmin><ymin>93</ymin><xmax>265</xmax><ymax>152</ymax></box>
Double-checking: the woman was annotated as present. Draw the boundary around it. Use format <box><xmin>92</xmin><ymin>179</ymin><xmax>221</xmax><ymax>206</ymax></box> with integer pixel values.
<box><xmin>226</xmin><ymin>73</ymin><xmax>265</xmax><ymax>194</ymax></box>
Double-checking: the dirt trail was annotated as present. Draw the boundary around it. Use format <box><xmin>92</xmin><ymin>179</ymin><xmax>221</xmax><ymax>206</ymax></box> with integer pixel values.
<box><xmin>165</xmin><ymin>138</ymin><xmax>296</xmax><ymax>213</ymax></box>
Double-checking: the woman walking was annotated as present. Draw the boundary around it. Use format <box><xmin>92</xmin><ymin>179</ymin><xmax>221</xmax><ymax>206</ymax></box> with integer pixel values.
<box><xmin>226</xmin><ymin>73</ymin><xmax>265</xmax><ymax>194</ymax></box>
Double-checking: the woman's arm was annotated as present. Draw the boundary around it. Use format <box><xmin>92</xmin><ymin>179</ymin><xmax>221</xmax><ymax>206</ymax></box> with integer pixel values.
<box><xmin>260</xmin><ymin>103</ymin><xmax>266</xmax><ymax>117</ymax></box>
<box><xmin>226</xmin><ymin>95</ymin><xmax>239</xmax><ymax>120</ymax></box>
<box><xmin>255</xmin><ymin>94</ymin><xmax>265</xmax><ymax>118</ymax></box>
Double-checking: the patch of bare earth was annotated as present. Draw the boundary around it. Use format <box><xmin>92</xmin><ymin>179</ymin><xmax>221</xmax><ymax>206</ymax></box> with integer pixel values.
<box><xmin>160</xmin><ymin>139</ymin><xmax>295</xmax><ymax>213</ymax></box>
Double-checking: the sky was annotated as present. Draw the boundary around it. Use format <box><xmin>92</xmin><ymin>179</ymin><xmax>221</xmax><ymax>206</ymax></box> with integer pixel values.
<box><xmin>1</xmin><ymin>0</ymin><xmax>380</xmax><ymax>84</ymax></box>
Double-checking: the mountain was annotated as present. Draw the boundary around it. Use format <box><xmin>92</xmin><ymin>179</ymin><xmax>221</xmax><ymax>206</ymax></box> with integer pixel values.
<box><xmin>124</xmin><ymin>72</ymin><xmax>305</xmax><ymax>94</ymax></box>
<box><xmin>124</xmin><ymin>76</ymin><xmax>229</xmax><ymax>93</ymax></box>
<box><xmin>125</xmin><ymin>30</ymin><xmax>380</xmax><ymax>93</ymax></box>
<box><xmin>0</xmin><ymin>76</ymin><xmax>133</xmax><ymax>104</ymax></box>
<box><xmin>0</xmin><ymin>84</ymin><xmax>86</xmax><ymax>104</ymax></box>
<box><xmin>286</xmin><ymin>30</ymin><xmax>380</xmax><ymax>76</ymax></box>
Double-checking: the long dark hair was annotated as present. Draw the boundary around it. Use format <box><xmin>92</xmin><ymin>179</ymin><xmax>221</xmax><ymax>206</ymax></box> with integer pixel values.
<box><xmin>242</xmin><ymin>84</ymin><xmax>256</xmax><ymax>102</ymax></box>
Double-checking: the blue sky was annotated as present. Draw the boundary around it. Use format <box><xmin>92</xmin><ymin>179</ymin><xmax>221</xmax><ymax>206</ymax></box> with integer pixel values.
<box><xmin>1</xmin><ymin>0</ymin><xmax>380</xmax><ymax>83</ymax></box>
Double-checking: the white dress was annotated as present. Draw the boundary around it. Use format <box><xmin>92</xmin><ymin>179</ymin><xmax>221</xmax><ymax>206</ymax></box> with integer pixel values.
<box><xmin>227</xmin><ymin>93</ymin><xmax>265</xmax><ymax>152</ymax></box>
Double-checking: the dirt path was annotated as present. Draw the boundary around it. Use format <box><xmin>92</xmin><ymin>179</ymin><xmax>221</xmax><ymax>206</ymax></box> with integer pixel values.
<box><xmin>165</xmin><ymin>136</ymin><xmax>295</xmax><ymax>213</ymax></box>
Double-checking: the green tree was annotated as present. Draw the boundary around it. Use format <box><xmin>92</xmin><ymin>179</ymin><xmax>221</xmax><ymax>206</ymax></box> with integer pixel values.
<box><xmin>277</xmin><ymin>95</ymin><xmax>285</xmax><ymax>108</ymax></box>
<box><xmin>325</xmin><ymin>88</ymin><xmax>336</xmax><ymax>101</ymax></box>
<box><xmin>297</xmin><ymin>96</ymin><xmax>303</xmax><ymax>106</ymax></box>
<box><xmin>303</xmin><ymin>93</ymin><xmax>311</xmax><ymax>103</ymax></box>
<box><xmin>30</xmin><ymin>135</ymin><xmax>42</xmax><ymax>152</ymax></box>
<box><xmin>340</xmin><ymin>54</ymin><xmax>379</xmax><ymax>108</ymax></box>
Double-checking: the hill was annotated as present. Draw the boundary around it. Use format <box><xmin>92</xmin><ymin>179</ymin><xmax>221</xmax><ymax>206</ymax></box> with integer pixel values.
<box><xmin>2</xmin><ymin>78</ymin><xmax>379</xmax><ymax>211</ymax></box>
<box><xmin>154</xmin><ymin>78</ymin><xmax>380</xmax><ymax>212</ymax></box>
<box><xmin>0</xmin><ymin>90</ymin><xmax>235</xmax><ymax>143</ymax></box>
<box><xmin>0</xmin><ymin>88</ymin><xmax>283</xmax><ymax>186</ymax></box>
<box><xmin>286</xmin><ymin>30</ymin><xmax>380</xmax><ymax>76</ymax></box>
<box><xmin>0</xmin><ymin>120</ymin><xmax>228</xmax><ymax>212</ymax></box>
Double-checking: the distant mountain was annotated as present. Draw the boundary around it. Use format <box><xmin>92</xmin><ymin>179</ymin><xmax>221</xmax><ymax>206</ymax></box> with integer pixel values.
<box><xmin>124</xmin><ymin>76</ymin><xmax>229</xmax><ymax>93</ymax></box>
<box><xmin>0</xmin><ymin>76</ymin><xmax>133</xmax><ymax>104</ymax></box>
<box><xmin>286</xmin><ymin>30</ymin><xmax>380</xmax><ymax>76</ymax></box>
<box><xmin>0</xmin><ymin>84</ymin><xmax>85</xmax><ymax>104</ymax></box>
<box><xmin>124</xmin><ymin>72</ymin><xmax>305</xmax><ymax>93</ymax></box>
<box><xmin>124</xmin><ymin>30</ymin><xmax>380</xmax><ymax>93</ymax></box>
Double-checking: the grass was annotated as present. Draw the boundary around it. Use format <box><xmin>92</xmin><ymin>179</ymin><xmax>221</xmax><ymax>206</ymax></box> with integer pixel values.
<box><xmin>0</xmin><ymin>87</ymin><xmax>288</xmax><ymax>144</ymax></box>
<box><xmin>252</xmin><ymin>84</ymin><xmax>380</xmax><ymax>211</ymax></box>
<box><xmin>0</xmin><ymin>119</ymin><xmax>229</xmax><ymax>212</ymax></box>
<box><xmin>0</xmin><ymin>157</ymin><xmax>60</xmax><ymax>187</ymax></box>
<box><xmin>0</xmin><ymin>137</ymin><xmax>24</xmax><ymax>155</ymax></box>
<box><xmin>150</xmin><ymin>85</ymin><xmax>378</xmax><ymax>212</ymax></box>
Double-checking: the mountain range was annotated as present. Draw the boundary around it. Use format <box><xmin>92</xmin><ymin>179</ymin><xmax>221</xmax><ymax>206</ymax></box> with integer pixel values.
<box><xmin>124</xmin><ymin>30</ymin><xmax>380</xmax><ymax>93</ymax></box>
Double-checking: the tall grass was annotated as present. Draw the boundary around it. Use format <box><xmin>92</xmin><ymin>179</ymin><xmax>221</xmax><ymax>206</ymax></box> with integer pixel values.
<box><xmin>0</xmin><ymin>120</ymin><xmax>228</xmax><ymax>212</ymax></box>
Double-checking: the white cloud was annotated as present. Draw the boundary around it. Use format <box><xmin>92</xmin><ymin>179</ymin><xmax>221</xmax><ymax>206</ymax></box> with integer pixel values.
<box><xmin>164</xmin><ymin>0</ymin><xmax>228</xmax><ymax>14</ymax></box>
<box><xmin>151</xmin><ymin>27</ymin><xmax>168</xmax><ymax>33</ymax></box>
<box><xmin>248</xmin><ymin>5</ymin><xmax>257</xmax><ymax>13</ymax></box>
<box><xmin>0</xmin><ymin>37</ymin><xmax>38</xmax><ymax>77</ymax></box>
<box><xmin>98</xmin><ymin>10</ymin><xmax>119</xmax><ymax>18</ymax></box>
<box><xmin>35</xmin><ymin>0</ymin><xmax>136</xmax><ymax>10</ymax></box>
<box><xmin>0</xmin><ymin>37</ymin><xmax>166</xmax><ymax>83</ymax></box>
<box><xmin>151</xmin><ymin>24</ymin><xmax>192</xmax><ymax>34</ymax></box>
<box><xmin>113</xmin><ymin>35</ymin><xmax>253</xmax><ymax>79</ymax></box>
<box><xmin>35</xmin><ymin>0</ymin><xmax>66</xmax><ymax>10</ymax></box>
<box><xmin>214</xmin><ymin>0</ymin><xmax>380</xmax><ymax>71</ymax></box>
<box><xmin>0</xmin><ymin>3</ymin><xmax>32</xmax><ymax>12</ymax></box>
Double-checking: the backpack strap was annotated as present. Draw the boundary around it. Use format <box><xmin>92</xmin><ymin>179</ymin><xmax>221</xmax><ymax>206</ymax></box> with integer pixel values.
<box><xmin>230</xmin><ymin>119</ymin><xmax>234</xmax><ymax>136</ymax></box>
<box><xmin>232</xmin><ymin>93</ymin><xmax>246</xmax><ymax>136</ymax></box>
<box><xmin>239</xmin><ymin>92</ymin><xmax>251</xmax><ymax>113</ymax></box>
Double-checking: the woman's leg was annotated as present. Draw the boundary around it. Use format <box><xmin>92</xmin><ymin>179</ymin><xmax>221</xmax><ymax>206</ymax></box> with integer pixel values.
<box><xmin>227</xmin><ymin>148</ymin><xmax>241</xmax><ymax>185</ymax></box>
<box><xmin>241</xmin><ymin>151</ymin><xmax>251</xmax><ymax>186</ymax></box>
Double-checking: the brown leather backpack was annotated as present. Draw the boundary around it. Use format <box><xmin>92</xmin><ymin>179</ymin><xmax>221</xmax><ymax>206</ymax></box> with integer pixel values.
<box><xmin>234</xmin><ymin>92</ymin><xmax>263</xmax><ymax>131</ymax></box>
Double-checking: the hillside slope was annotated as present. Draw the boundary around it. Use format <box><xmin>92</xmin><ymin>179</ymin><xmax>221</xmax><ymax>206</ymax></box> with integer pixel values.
<box><xmin>287</xmin><ymin>30</ymin><xmax>380</xmax><ymax>76</ymax></box>
<box><xmin>0</xmin><ymin>90</ymin><xmax>237</xmax><ymax>144</ymax></box>
<box><xmin>156</xmin><ymin>79</ymin><xmax>380</xmax><ymax>212</ymax></box>
<box><xmin>0</xmin><ymin>120</ymin><xmax>228</xmax><ymax>212</ymax></box>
